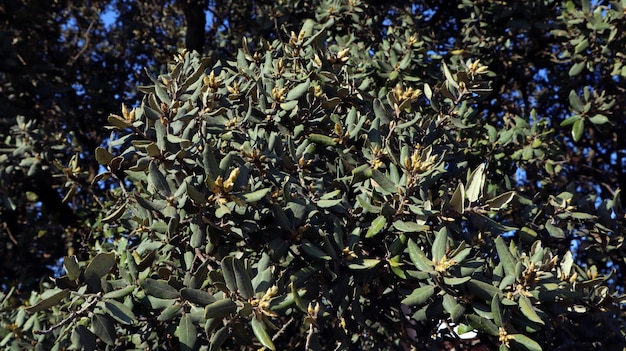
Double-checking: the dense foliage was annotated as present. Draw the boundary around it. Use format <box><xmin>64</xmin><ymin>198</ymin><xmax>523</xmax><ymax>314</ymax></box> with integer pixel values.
<box><xmin>1</xmin><ymin>0</ymin><xmax>626</xmax><ymax>350</ymax></box>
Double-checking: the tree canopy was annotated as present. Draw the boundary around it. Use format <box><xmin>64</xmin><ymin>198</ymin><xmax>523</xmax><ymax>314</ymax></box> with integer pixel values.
<box><xmin>1</xmin><ymin>1</ymin><xmax>625</xmax><ymax>350</ymax></box>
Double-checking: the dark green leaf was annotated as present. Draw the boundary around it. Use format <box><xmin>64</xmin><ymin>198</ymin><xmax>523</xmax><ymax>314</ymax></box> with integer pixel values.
<box><xmin>176</xmin><ymin>313</ymin><xmax>197</xmax><ymax>351</ymax></box>
<box><xmin>204</xmin><ymin>299</ymin><xmax>237</xmax><ymax>319</ymax></box>
<box><xmin>181</xmin><ymin>288</ymin><xmax>217</xmax><ymax>306</ymax></box>
<box><xmin>251</xmin><ymin>315</ymin><xmax>276</xmax><ymax>351</ymax></box>
<box><xmin>401</xmin><ymin>285</ymin><xmax>435</xmax><ymax>306</ymax></box>
<box><xmin>92</xmin><ymin>313</ymin><xmax>116</xmax><ymax>346</ymax></box>
<box><xmin>140</xmin><ymin>278</ymin><xmax>179</xmax><ymax>299</ymax></box>
<box><xmin>25</xmin><ymin>289</ymin><xmax>69</xmax><ymax>313</ymax></box>
<box><xmin>366</xmin><ymin>215</ymin><xmax>386</xmax><ymax>238</ymax></box>
<box><xmin>510</xmin><ymin>334</ymin><xmax>543</xmax><ymax>351</ymax></box>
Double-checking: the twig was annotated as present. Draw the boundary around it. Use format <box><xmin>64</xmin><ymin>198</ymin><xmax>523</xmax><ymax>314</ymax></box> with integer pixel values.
<box><xmin>33</xmin><ymin>297</ymin><xmax>98</xmax><ymax>335</ymax></box>
<box><xmin>305</xmin><ymin>322</ymin><xmax>315</xmax><ymax>351</ymax></box>
<box><xmin>272</xmin><ymin>317</ymin><xmax>294</xmax><ymax>341</ymax></box>
<box><xmin>68</xmin><ymin>19</ymin><xmax>95</xmax><ymax>66</ymax></box>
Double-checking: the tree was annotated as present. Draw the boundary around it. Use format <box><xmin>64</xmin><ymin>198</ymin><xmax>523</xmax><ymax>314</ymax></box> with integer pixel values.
<box><xmin>1</xmin><ymin>0</ymin><xmax>625</xmax><ymax>350</ymax></box>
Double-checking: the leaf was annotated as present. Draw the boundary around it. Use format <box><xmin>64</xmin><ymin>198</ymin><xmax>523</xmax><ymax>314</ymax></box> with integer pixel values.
<box><xmin>347</xmin><ymin>258</ymin><xmax>381</xmax><ymax>270</ymax></box>
<box><xmin>104</xmin><ymin>300</ymin><xmax>136</xmax><ymax>325</ymax></box>
<box><xmin>221</xmin><ymin>256</ymin><xmax>237</xmax><ymax>292</ymax></box>
<box><xmin>85</xmin><ymin>252</ymin><xmax>116</xmax><ymax>291</ymax></box>
<box><xmin>209</xmin><ymin>326</ymin><xmax>229</xmax><ymax>351</ymax></box>
<box><xmin>286</xmin><ymin>79</ymin><xmax>310</xmax><ymax>101</ymax></box>
<box><xmin>63</xmin><ymin>256</ymin><xmax>80</xmax><ymax>281</ymax></box>
<box><xmin>393</xmin><ymin>220</ymin><xmax>429</xmax><ymax>233</ymax></box>
<box><xmin>510</xmin><ymin>334</ymin><xmax>543</xmax><ymax>351</ymax></box>
<box><xmin>101</xmin><ymin>204</ymin><xmax>127</xmax><ymax>223</ymax></box>
<box><xmin>466</xmin><ymin>163</ymin><xmax>485</xmax><ymax>203</ymax></box>
<box><xmin>518</xmin><ymin>295</ymin><xmax>544</xmax><ymax>325</ymax></box>
<box><xmin>25</xmin><ymin>289</ymin><xmax>69</xmax><ymax>313</ymax></box>
<box><xmin>95</xmin><ymin>147</ymin><xmax>114</xmax><ymax>165</ymax></box>
<box><xmin>92</xmin><ymin>313</ymin><xmax>116</xmax><ymax>346</ymax></box>
<box><xmin>107</xmin><ymin>113</ymin><xmax>131</xmax><ymax>129</ymax></box>
<box><xmin>588</xmin><ymin>114</ymin><xmax>608</xmax><ymax>125</ymax></box>
<box><xmin>301</xmin><ymin>241</ymin><xmax>332</xmax><ymax>261</ymax></box>
<box><xmin>572</xmin><ymin>117</ymin><xmax>584</xmax><ymax>141</ymax></box>
<box><xmin>233</xmin><ymin>258</ymin><xmax>254</xmax><ymax>300</ymax></box>
<box><xmin>181</xmin><ymin>288</ymin><xmax>217</xmax><ymax>306</ymax></box>
<box><xmin>467</xmin><ymin>279</ymin><xmax>502</xmax><ymax>301</ymax></box>
<box><xmin>569</xmin><ymin>61</ymin><xmax>585</xmax><ymax>76</ymax></box>
<box><xmin>71</xmin><ymin>325</ymin><xmax>96</xmax><ymax>351</ymax></box>
<box><xmin>487</xmin><ymin>191</ymin><xmax>515</xmax><ymax>210</ymax></box>
<box><xmin>140</xmin><ymin>278</ymin><xmax>179</xmax><ymax>299</ymax></box>
<box><xmin>495</xmin><ymin>236</ymin><xmax>516</xmax><ymax>278</ymax></box>
<box><xmin>401</xmin><ymin>285</ymin><xmax>435</xmax><ymax>306</ymax></box>
<box><xmin>204</xmin><ymin>299</ymin><xmax>237</xmax><ymax>319</ymax></box>
<box><xmin>450</xmin><ymin>182</ymin><xmax>465</xmax><ymax>213</ymax></box>
<box><xmin>545</xmin><ymin>222</ymin><xmax>565</xmax><ymax>239</ymax></box>
<box><xmin>251</xmin><ymin>315</ymin><xmax>276</xmax><ymax>351</ymax></box>
<box><xmin>102</xmin><ymin>285</ymin><xmax>135</xmax><ymax>299</ymax></box>
<box><xmin>491</xmin><ymin>294</ymin><xmax>503</xmax><ymax>327</ymax></box>
<box><xmin>568</xmin><ymin>90</ymin><xmax>584</xmax><ymax>112</ymax></box>
<box><xmin>407</xmin><ymin>239</ymin><xmax>434</xmax><ymax>271</ymax></box>
<box><xmin>241</xmin><ymin>188</ymin><xmax>270</xmax><ymax>203</ymax></box>
<box><xmin>466</xmin><ymin>314</ymin><xmax>499</xmax><ymax>336</ymax></box>
<box><xmin>373</xmin><ymin>98</ymin><xmax>390</xmax><ymax>124</ymax></box>
<box><xmin>366</xmin><ymin>215</ymin><xmax>387</xmax><ymax>238</ymax></box>
<box><xmin>176</xmin><ymin>313</ymin><xmax>197</xmax><ymax>351</ymax></box>
<box><xmin>371</xmin><ymin>169</ymin><xmax>397</xmax><ymax>193</ymax></box>
<box><xmin>148</xmin><ymin>161</ymin><xmax>171</xmax><ymax>196</ymax></box>
<box><xmin>431</xmin><ymin>227</ymin><xmax>448</xmax><ymax>263</ymax></box>
<box><xmin>317</xmin><ymin>198</ymin><xmax>342</xmax><ymax>208</ymax></box>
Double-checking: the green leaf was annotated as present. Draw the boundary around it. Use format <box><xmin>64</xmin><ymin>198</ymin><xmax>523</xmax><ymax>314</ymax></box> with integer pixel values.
<box><xmin>181</xmin><ymin>288</ymin><xmax>217</xmax><ymax>306</ymax></box>
<box><xmin>392</xmin><ymin>220</ymin><xmax>429</xmax><ymax>233</ymax></box>
<box><xmin>431</xmin><ymin>227</ymin><xmax>448</xmax><ymax>263</ymax></box>
<box><xmin>407</xmin><ymin>239</ymin><xmax>434</xmax><ymax>271</ymax></box>
<box><xmin>450</xmin><ymin>182</ymin><xmax>465</xmax><ymax>213</ymax></box>
<box><xmin>204</xmin><ymin>299</ymin><xmax>237</xmax><ymax>319</ymax></box>
<box><xmin>176</xmin><ymin>313</ymin><xmax>197</xmax><ymax>351</ymax></box>
<box><xmin>102</xmin><ymin>285</ymin><xmax>135</xmax><ymax>299</ymax></box>
<box><xmin>545</xmin><ymin>222</ymin><xmax>565</xmax><ymax>239</ymax></box>
<box><xmin>158</xmin><ymin>303</ymin><xmax>183</xmax><ymax>321</ymax></box>
<box><xmin>85</xmin><ymin>252</ymin><xmax>116</xmax><ymax>291</ymax></box>
<box><xmin>466</xmin><ymin>163</ymin><xmax>485</xmax><ymax>203</ymax></box>
<box><xmin>104</xmin><ymin>300</ymin><xmax>136</xmax><ymax>325</ymax></box>
<box><xmin>588</xmin><ymin>114</ymin><xmax>608</xmax><ymax>125</ymax></box>
<box><xmin>510</xmin><ymin>334</ymin><xmax>543</xmax><ymax>351</ymax></box>
<box><xmin>366</xmin><ymin>215</ymin><xmax>387</xmax><ymax>238</ymax></box>
<box><xmin>25</xmin><ymin>289</ymin><xmax>69</xmax><ymax>313</ymax></box>
<box><xmin>63</xmin><ymin>256</ymin><xmax>80</xmax><ymax>281</ymax></box>
<box><xmin>347</xmin><ymin>258</ymin><xmax>381</xmax><ymax>270</ymax></box>
<box><xmin>568</xmin><ymin>90</ymin><xmax>584</xmax><ymax>112</ymax></box>
<box><xmin>491</xmin><ymin>294</ymin><xmax>503</xmax><ymax>327</ymax></box>
<box><xmin>518</xmin><ymin>295</ymin><xmax>544</xmax><ymax>325</ymax></box>
<box><xmin>241</xmin><ymin>188</ymin><xmax>270</xmax><ymax>203</ymax></box>
<box><xmin>401</xmin><ymin>285</ymin><xmax>435</xmax><ymax>306</ymax></box>
<box><xmin>209</xmin><ymin>326</ymin><xmax>229</xmax><ymax>351</ymax></box>
<box><xmin>149</xmin><ymin>161</ymin><xmax>171</xmax><ymax>196</ymax></box>
<box><xmin>140</xmin><ymin>278</ymin><xmax>179</xmax><ymax>299</ymax></box>
<box><xmin>301</xmin><ymin>241</ymin><xmax>332</xmax><ymax>261</ymax></box>
<box><xmin>286</xmin><ymin>79</ymin><xmax>310</xmax><ymax>101</ymax></box>
<box><xmin>569</xmin><ymin>61</ymin><xmax>585</xmax><ymax>76</ymax></box>
<box><xmin>495</xmin><ymin>236</ymin><xmax>516</xmax><ymax>278</ymax></box>
<box><xmin>92</xmin><ymin>313</ymin><xmax>116</xmax><ymax>346</ymax></box>
<box><xmin>466</xmin><ymin>314</ymin><xmax>499</xmax><ymax>336</ymax></box>
<box><xmin>317</xmin><ymin>198</ymin><xmax>342</xmax><ymax>208</ymax></box>
<box><xmin>101</xmin><ymin>204</ymin><xmax>127</xmax><ymax>223</ymax></box>
<box><xmin>487</xmin><ymin>191</ymin><xmax>515</xmax><ymax>210</ymax></box>
<box><xmin>221</xmin><ymin>256</ymin><xmax>237</xmax><ymax>292</ymax></box>
<box><xmin>572</xmin><ymin>117</ymin><xmax>584</xmax><ymax>141</ymax></box>
<box><xmin>95</xmin><ymin>147</ymin><xmax>114</xmax><ymax>165</ymax></box>
<box><xmin>234</xmin><ymin>258</ymin><xmax>254</xmax><ymax>300</ymax></box>
<box><xmin>371</xmin><ymin>169</ymin><xmax>397</xmax><ymax>193</ymax></box>
<box><xmin>251</xmin><ymin>315</ymin><xmax>276</xmax><ymax>351</ymax></box>
<box><xmin>71</xmin><ymin>325</ymin><xmax>96</xmax><ymax>351</ymax></box>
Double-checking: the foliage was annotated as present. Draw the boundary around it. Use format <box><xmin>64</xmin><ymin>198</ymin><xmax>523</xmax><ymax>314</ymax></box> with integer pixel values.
<box><xmin>1</xmin><ymin>0</ymin><xmax>626</xmax><ymax>350</ymax></box>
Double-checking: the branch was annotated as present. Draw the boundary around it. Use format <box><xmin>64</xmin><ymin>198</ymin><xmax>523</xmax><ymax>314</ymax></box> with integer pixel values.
<box><xmin>33</xmin><ymin>297</ymin><xmax>98</xmax><ymax>335</ymax></box>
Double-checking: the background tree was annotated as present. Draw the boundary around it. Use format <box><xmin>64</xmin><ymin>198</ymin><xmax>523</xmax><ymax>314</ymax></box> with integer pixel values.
<box><xmin>1</xmin><ymin>0</ymin><xmax>625</xmax><ymax>350</ymax></box>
